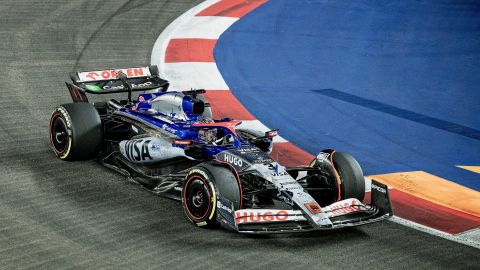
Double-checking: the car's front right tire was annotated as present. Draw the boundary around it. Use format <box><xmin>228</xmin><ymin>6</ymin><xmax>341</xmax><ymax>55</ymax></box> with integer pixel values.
<box><xmin>332</xmin><ymin>152</ymin><xmax>365</xmax><ymax>202</ymax></box>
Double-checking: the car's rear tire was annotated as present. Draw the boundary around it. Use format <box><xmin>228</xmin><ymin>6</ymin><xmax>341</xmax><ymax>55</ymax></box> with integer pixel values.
<box><xmin>49</xmin><ymin>103</ymin><xmax>102</xmax><ymax>161</ymax></box>
<box><xmin>182</xmin><ymin>164</ymin><xmax>241</xmax><ymax>228</ymax></box>
<box><xmin>332</xmin><ymin>152</ymin><xmax>365</xmax><ymax>201</ymax></box>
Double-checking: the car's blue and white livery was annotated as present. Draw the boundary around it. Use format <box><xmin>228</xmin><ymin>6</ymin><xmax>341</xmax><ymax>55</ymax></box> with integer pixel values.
<box><xmin>49</xmin><ymin>65</ymin><xmax>392</xmax><ymax>233</ymax></box>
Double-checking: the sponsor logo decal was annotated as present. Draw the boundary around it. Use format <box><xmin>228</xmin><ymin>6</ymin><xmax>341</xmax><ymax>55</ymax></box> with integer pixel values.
<box><xmin>103</xmin><ymin>84</ymin><xmax>124</xmax><ymax>91</ymax></box>
<box><xmin>85</xmin><ymin>72</ymin><xmax>99</xmax><ymax>81</ymax></box>
<box><xmin>304</xmin><ymin>202</ymin><xmax>323</xmax><ymax>214</ymax></box>
<box><xmin>235</xmin><ymin>210</ymin><xmax>289</xmax><ymax>223</ymax></box>
<box><xmin>238</xmin><ymin>147</ymin><xmax>256</xmax><ymax>153</ymax></box>
<box><xmin>224</xmin><ymin>154</ymin><xmax>243</xmax><ymax>167</ymax></box>
<box><xmin>124</xmin><ymin>139</ymin><xmax>152</xmax><ymax>161</ymax></box>
<box><xmin>150</xmin><ymin>144</ymin><xmax>160</xmax><ymax>152</ymax></box>
<box><xmin>78</xmin><ymin>67</ymin><xmax>151</xmax><ymax>82</ymax></box>
<box><xmin>312</xmin><ymin>215</ymin><xmax>330</xmax><ymax>223</ymax></box>
<box><xmin>272</xmin><ymin>171</ymin><xmax>288</xmax><ymax>177</ymax></box>
<box><xmin>296</xmin><ymin>191</ymin><xmax>309</xmax><ymax>198</ymax></box>
<box><xmin>267</xmin><ymin>162</ymin><xmax>288</xmax><ymax>176</ymax></box>
<box><xmin>56</xmin><ymin>107</ymin><xmax>72</xmax><ymax>129</ymax></box>
<box><xmin>317</xmin><ymin>152</ymin><xmax>330</xmax><ymax>162</ymax></box>
<box><xmin>267</xmin><ymin>163</ymin><xmax>278</xmax><ymax>172</ymax></box>
<box><xmin>278</xmin><ymin>181</ymin><xmax>298</xmax><ymax>188</ymax></box>
<box><xmin>162</xmin><ymin>124</ymin><xmax>176</xmax><ymax>134</ymax></box>
<box><xmin>371</xmin><ymin>183</ymin><xmax>387</xmax><ymax>194</ymax></box>
<box><xmin>131</xmin><ymin>81</ymin><xmax>152</xmax><ymax>88</ymax></box>
<box><xmin>187</xmin><ymin>168</ymin><xmax>209</xmax><ymax>179</ymax></box>
<box><xmin>327</xmin><ymin>200</ymin><xmax>363</xmax><ymax>216</ymax></box>
<box><xmin>217</xmin><ymin>200</ymin><xmax>233</xmax><ymax>214</ymax></box>
<box><xmin>277</xmin><ymin>180</ymin><xmax>302</xmax><ymax>193</ymax></box>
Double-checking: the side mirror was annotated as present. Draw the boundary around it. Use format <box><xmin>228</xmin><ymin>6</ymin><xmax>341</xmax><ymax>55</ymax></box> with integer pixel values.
<box><xmin>265</xmin><ymin>129</ymin><xmax>278</xmax><ymax>138</ymax></box>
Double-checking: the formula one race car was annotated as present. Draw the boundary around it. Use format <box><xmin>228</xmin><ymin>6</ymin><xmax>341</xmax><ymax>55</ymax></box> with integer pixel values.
<box><xmin>49</xmin><ymin>65</ymin><xmax>392</xmax><ymax>233</ymax></box>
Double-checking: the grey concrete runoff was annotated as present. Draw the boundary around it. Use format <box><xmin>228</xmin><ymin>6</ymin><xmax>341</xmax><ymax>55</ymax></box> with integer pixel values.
<box><xmin>0</xmin><ymin>0</ymin><xmax>477</xmax><ymax>269</ymax></box>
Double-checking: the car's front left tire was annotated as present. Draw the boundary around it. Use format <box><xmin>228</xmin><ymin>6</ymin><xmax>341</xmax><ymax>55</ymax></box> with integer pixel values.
<box><xmin>182</xmin><ymin>167</ymin><xmax>218</xmax><ymax>227</ymax></box>
<box><xmin>182</xmin><ymin>164</ymin><xmax>242</xmax><ymax>228</ymax></box>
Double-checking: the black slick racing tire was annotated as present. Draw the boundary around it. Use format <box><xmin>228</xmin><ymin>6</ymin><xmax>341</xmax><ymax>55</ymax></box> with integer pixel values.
<box><xmin>49</xmin><ymin>102</ymin><xmax>102</xmax><ymax>161</ymax></box>
<box><xmin>182</xmin><ymin>167</ymin><xmax>218</xmax><ymax>227</ymax></box>
<box><xmin>182</xmin><ymin>164</ymin><xmax>242</xmax><ymax>228</ymax></box>
<box><xmin>331</xmin><ymin>152</ymin><xmax>365</xmax><ymax>202</ymax></box>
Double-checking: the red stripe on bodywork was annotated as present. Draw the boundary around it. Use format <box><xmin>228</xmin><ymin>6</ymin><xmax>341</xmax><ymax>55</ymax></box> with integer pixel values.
<box><xmin>270</xmin><ymin>142</ymin><xmax>315</xmax><ymax>167</ymax></box>
<box><xmin>196</xmin><ymin>0</ymin><xmax>268</xmax><ymax>18</ymax></box>
<box><xmin>165</xmin><ymin>39</ymin><xmax>216</xmax><ymax>63</ymax></box>
<box><xmin>203</xmin><ymin>90</ymin><xmax>256</xmax><ymax>120</ymax></box>
<box><xmin>192</xmin><ymin>120</ymin><xmax>242</xmax><ymax>134</ymax></box>
<box><xmin>364</xmin><ymin>190</ymin><xmax>480</xmax><ymax>234</ymax></box>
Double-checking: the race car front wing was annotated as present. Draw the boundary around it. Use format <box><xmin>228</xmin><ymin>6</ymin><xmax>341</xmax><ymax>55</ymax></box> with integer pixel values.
<box><xmin>233</xmin><ymin>180</ymin><xmax>393</xmax><ymax>234</ymax></box>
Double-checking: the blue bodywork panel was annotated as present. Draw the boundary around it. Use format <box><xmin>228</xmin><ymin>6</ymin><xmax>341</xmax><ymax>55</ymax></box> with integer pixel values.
<box><xmin>118</xmin><ymin>91</ymin><xmax>246</xmax><ymax>158</ymax></box>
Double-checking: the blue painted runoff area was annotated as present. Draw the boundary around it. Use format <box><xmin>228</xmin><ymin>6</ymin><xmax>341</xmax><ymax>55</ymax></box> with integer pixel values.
<box><xmin>215</xmin><ymin>0</ymin><xmax>480</xmax><ymax>190</ymax></box>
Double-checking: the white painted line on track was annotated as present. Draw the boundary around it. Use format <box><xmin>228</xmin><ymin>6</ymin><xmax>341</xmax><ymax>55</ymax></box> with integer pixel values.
<box><xmin>456</xmin><ymin>227</ymin><xmax>480</xmax><ymax>245</ymax></box>
<box><xmin>163</xmin><ymin>62</ymin><xmax>229</xmax><ymax>90</ymax></box>
<box><xmin>390</xmin><ymin>216</ymin><xmax>480</xmax><ymax>249</ymax></box>
<box><xmin>170</xmin><ymin>16</ymin><xmax>238</xmax><ymax>39</ymax></box>
<box><xmin>151</xmin><ymin>0</ymin><xmax>221</xmax><ymax>78</ymax></box>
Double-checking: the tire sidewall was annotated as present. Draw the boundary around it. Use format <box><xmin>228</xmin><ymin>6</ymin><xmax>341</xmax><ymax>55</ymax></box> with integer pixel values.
<box><xmin>182</xmin><ymin>167</ymin><xmax>217</xmax><ymax>227</ymax></box>
<box><xmin>49</xmin><ymin>103</ymin><xmax>102</xmax><ymax>161</ymax></box>
<box><xmin>49</xmin><ymin>106</ymin><xmax>74</xmax><ymax>160</ymax></box>
<box><xmin>332</xmin><ymin>152</ymin><xmax>365</xmax><ymax>201</ymax></box>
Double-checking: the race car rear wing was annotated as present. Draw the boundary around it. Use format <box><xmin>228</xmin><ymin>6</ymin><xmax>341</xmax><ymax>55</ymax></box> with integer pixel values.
<box><xmin>67</xmin><ymin>65</ymin><xmax>169</xmax><ymax>102</ymax></box>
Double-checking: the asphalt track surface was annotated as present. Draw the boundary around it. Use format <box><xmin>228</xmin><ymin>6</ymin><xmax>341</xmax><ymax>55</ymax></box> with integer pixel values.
<box><xmin>0</xmin><ymin>1</ymin><xmax>477</xmax><ymax>269</ymax></box>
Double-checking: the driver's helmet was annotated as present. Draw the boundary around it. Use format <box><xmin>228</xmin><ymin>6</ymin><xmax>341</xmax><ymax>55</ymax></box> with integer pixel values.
<box><xmin>197</xmin><ymin>117</ymin><xmax>217</xmax><ymax>143</ymax></box>
<box><xmin>199</xmin><ymin>128</ymin><xmax>217</xmax><ymax>143</ymax></box>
